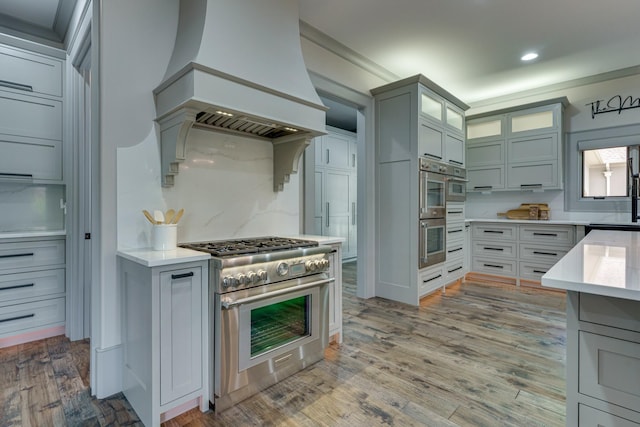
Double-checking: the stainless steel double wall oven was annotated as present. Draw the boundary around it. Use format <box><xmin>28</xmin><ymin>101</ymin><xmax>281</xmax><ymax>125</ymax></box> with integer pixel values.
<box><xmin>181</xmin><ymin>237</ymin><xmax>334</xmax><ymax>412</ymax></box>
<box><xmin>418</xmin><ymin>158</ymin><xmax>466</xmax><ymax>268</ymax></box>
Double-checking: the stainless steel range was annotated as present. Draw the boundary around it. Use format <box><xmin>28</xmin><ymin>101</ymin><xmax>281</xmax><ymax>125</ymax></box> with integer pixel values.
<box><xmin>180</xmin><ymin>237</ymin><xmax>334</xmax><ymax>412</ymax></box>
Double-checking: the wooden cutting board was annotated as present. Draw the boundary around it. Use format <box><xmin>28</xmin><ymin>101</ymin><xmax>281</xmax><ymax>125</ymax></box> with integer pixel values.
<box><xmin>497</xmin><ymin>209</ymin><xmax>531</xmax><ymax>219</ymax></box>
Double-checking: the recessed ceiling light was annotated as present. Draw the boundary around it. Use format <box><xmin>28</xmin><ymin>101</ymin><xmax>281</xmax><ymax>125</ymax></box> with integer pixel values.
<box><xmin>521</xmin><ymin>52</ymin><xmax>539</xmax><ymax>61</ymax></box>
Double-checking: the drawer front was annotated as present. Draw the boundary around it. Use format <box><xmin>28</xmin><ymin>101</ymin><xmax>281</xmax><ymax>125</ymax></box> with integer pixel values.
<box><xmin>444</xmin><ymin>259</ymin><xmax>464</xmax><ymax>283</ymax></box>
<box><xmin>472</xmin><ymin>240</ymin><xmax>517</xmax><ymax>258</ymax></box>
<box><xmin>0</xmin><ymin>45</ymin><xmax>63</xmax><ymax>97</ymax></box>
<box><xmin>580</xmin><ymin>294</ymin><xmax>640</xmax><ymax>333</ymax></box>
<box><xmin>0</xmin><ymin>240</ymin><xmax>65</xmax><ymax>272</ymax></box>
<box><xmin>0</xmin><ymin>91</ymin><xmax>62</xmax><ymax>141</ymax></box>
<box><xmin>419</xmin><ymin>265</ymin><xmax>444</xmax><ymax>296</ymax></box>
<box><xmin>0</xmin><ymin>135</ymin><xmax>62</xmax><ymax>181</ymax></box>
<box><xmin>446</xmin><ymin>223</ymin><xmax>466</xmax><ymax>244</ymax></box>
<box><xmin>446</xmin><ymin>204</ymin><xmax>465</xmax><ymax>222</ymax></box>
<box><xmin>446</xmin><ymin>242</ymin><xmax>464</xmax><ymax>262</ymax></box>
<box><xmin>519</xmin><ymin>225</ymin><xmax>575</xmax><ymax>245</ymax></box>
<box><xmin>0</xmin><ymin>297</ymin><xmax>65</xmax><ymax>337</ymax></box>
<box><xmin>579</xmin><ymin>331</ymin><xmax>640</xmax><ymax>413</ymax></box>
<box><xmin>507</xmin><ymin>134</ymin><xmax>558</xmax><ymax>163</ymax></box>
<box><xmin>519</xmin><ymin>243</ymin><xmax>569</xmax><ymax>263</ymax></box>
<box><xmin>472</xmin><ymin>257</ymin><xmax>517</xmax><ymax>277</ymax></box>
<box><xmin>0</xmin><ymin>269</ymin><xmax>65</xmax><ymax>304</ymax></box>
<box><xmin>472</xmin><ymin>223</ymin><xmax>517</xmax><ymax>240</ymax></box>
<box><xmin>579</xmin><ymin>404</ymin><xmax>640</xmax><ymax>427</ymax></box>
<box><xmin>519</xmin><ymin>261</ymin><xmax>555</xmax><ymax>281</ymax></box>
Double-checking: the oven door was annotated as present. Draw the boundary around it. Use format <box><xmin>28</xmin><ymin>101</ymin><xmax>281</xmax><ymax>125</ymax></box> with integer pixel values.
<box><xmin>446</xmin><ymin>176</ymin><xmax>467</xmax><ymax>202</ymax></box>
<box><xmin>214</xmin><ymin>275</ymin><xmax>333</xmax><ymax>411</ymax></box>
<box><xmin>420</xmin><ymin>170</ymin><xmax>446</xmax><ymax>219</ymax></box>
<box><xmin>419</xmin><ymin>218</ymin><xmax>446</xmax><ymax>268</ymax></box>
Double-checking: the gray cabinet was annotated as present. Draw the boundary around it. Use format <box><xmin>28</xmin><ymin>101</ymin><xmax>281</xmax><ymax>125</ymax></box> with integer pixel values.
<box><xmin>371</xmin><ymin>75</ymin><xmax>468</xmax><ymax>306</ymax></box>
<box><xmin>445</xmin><ymin>203</ymin><xmax>465</xmax><ymax>284</ymax></box>
<box><xmin>326</xmin><ymin>242</ymin><xmax>343</xmax><ymax>344</ymax></box>
<box><xmin>0</xmin><ymin>237</ymin><xmax>66</xmax><ymax>340</ymax></box>
<box><xmin>0</xmin><ymin>43</ymin><xmax>64</xmax><ymax>183</ymax></box>
<box><xmin>120</xmin><ymin>257</ymin><xmax>209</xmax><ymax>427</ymax></box>
<box><xmin>466</xmin><ymin>98</ymin><xmax>567</xmax><ymax>192</ymax></box>
<box><xmin>566</xmin><ymin>292</ymin><xmax>640</xmax><ymax>426</ymax></box>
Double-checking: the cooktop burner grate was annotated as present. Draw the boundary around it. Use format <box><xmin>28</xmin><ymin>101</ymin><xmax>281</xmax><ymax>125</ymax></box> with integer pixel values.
<box><xmin>180</xmin><ymin>236</ymin><xmax>318</xmax><ymax>257</ymax></box>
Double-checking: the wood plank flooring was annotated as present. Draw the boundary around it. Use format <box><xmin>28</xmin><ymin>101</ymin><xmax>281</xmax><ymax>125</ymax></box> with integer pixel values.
<box><xmin>0</xmin><ymin>262</ymin><xmax>566</xmax><ymax>426</ymax></box>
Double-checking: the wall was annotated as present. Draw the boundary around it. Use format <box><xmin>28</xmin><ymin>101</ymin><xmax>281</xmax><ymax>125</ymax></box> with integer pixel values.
<box><xmin>465</xmin><ymin>73</ymin><xmax>640</xmax><ymax>222</ymax></box>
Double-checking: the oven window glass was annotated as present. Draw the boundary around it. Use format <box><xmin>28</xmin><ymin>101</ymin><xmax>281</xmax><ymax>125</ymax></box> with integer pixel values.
<box><xmin>427</xmin><ymin>226</ymin><xmax>445</xmax><ymax>255</ymax></box>
<box><xmin>427</xmin><ymin>179</ymin><xmax>445</xmax><ymax>207</ymax></box>
<box><xmin>250</xmin><ymin>295</ymin><xmax>310</xmax><ymax>357</ymax></box>
<box><xmin>450</xmin><ymin>181</ymin><xmax>464</xmax><ymax>195</ymax></box>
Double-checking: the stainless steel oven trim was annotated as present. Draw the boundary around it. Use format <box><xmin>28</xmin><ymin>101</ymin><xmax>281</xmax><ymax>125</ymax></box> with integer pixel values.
<box><xmin>419</xmin><ymin>218</ymin><xmax>447</xmax><ymax>269</ymax></box>
<box><xmin>220</xmin><ymin>277</ymin><xmax>333</xmax><ymax>309</ymax></box>
<box><xmin>419</xmin><ymin>170</ymin><xmax>447</xmax><ymax>219</ymax></box>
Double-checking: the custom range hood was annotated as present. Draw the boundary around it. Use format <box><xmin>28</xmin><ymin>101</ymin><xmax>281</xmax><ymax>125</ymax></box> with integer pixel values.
<box><xmin>153</xmin><ymin>0</ymin><xmax>327</xmax><ymax>191</ymax></box>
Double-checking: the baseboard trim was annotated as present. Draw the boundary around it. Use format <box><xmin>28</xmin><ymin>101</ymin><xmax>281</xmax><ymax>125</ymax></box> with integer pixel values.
<box><xmin>93</xmin><ymin>343</ymin><xmax>123</xmax><ymax>398</ymax></box>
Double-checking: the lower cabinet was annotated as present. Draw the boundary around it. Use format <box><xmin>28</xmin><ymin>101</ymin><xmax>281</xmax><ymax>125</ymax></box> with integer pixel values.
<box><xmin>326</xmin><ymin>242</ymin><xmax>343</xmax><ymax>344</ymax></box>
<box><xmin>566</xmin><ymin>292</ymin><xmax>640</xmax><ymax>426</ymax></box>
<box><xmin>119</xmin><ymin>256</ymin><xmax>209</xmax><ymax>426</ymax></box>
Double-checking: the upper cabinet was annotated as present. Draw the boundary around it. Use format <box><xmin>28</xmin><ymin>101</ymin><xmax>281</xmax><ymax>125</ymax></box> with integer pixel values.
<box><xmin>0</xmin><ymin>44</ymin><xmax>64</xmax><ymax>183</ymax></box>
<box><xmin>466</xmin><ymin>98</ymin><xmax>568</xmax><ymax>192</ymax></box>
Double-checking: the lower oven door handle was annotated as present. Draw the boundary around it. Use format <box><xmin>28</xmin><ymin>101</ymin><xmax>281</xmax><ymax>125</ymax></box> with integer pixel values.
<box><xmin>220</xmin><ymin>277</ymin><xmax>335</xmax><ymax>309</ymax></box>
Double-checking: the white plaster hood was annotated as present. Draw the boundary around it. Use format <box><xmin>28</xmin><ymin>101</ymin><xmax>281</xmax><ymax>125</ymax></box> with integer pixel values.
<box><xmin>153</xmin><ymin>0</ymin><xmax>327</xmax><ymax>191</ymax></box>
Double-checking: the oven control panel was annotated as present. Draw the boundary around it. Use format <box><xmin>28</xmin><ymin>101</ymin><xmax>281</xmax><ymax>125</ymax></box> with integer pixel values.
<box><xmin>218</xmin><ymin>253</ymin><xmax>330</xmax><ymax>291</ymax></box>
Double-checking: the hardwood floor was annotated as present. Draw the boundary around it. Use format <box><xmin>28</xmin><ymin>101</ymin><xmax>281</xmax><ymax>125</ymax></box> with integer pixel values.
<box><xmin>0</xmin><ymin>263</ymin><xmax>567</xmax><ymax>426</ymax></box>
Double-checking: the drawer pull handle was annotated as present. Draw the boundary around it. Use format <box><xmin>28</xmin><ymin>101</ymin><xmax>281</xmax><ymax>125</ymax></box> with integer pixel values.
<box><xmin>520</xmin><ymin>184</ymin><xmax>543</xmax><ymax>188</ymax></box>
<box><xmin>425</xmin><ymin>154</ymin><xmax>443</xmax><ymax>160</ymax></box>
<box><xmin>533</xmin><ymin>232</ymin><xmax>558</xmax><ymax>237</ymax></box>
<box><xmin>533</xmin><ymin>269</ymin><xmax>547</xmax><ymax>274</ymax></box>
<box><xmin>0</xmin><ymin>252</ymin><xmax>34</xmax><ymax>259</ymax></box>
<box><xmin>0</xmin><ymin>173</ymin><xmax>33</xmax><ymax>179</ymax></box>
<box><xmin>484</xmin><ymin>247</ymin><xmax>504</xmax><ymax>251</ymax></box>
<box><xmin>423</xmin><ymin>274</ymin><xmax>442</xmax><ymax>283</ymax></box>
<box><xmin>483</xmin><ymin>230</ymin><xmax>504</xmax><ymax>234</ymax></box>
<box><xmin>533</xmin><ymin>251</ymin><xmax>557</xmax><ymax>256</ymax></box>
<box><xmin>0</xmin><ymin>79</ymin><xmax>33</xmax><ymax>92</ymax></box>
<box><xmin>448</xmin><ymin>229</ymin><xmax>463</xmax><ymax>234</ymax></box>
<box><xmin>483</xmin><ymin>263</ymin><xmax>504</xmax><ymax>269</ymax></box>
<box><xmin>448</xmin><ymin>248</ymin><xmax>463</xmax><ymax>253</ymax></box>
<box><xmin>0</xmin><ymin>313</ymin><xmax>35</xmax><ymax>323</ymax></box>
<box><xmin>448</xmin><ymin>266</ymin><xmax>463</xmax><ymax>273</ymax></box>
<box><xmin>449</xmin><ymin>160</ymin><xmax>463</xmax><ymax>165</ymax></box>
<box><xmin>0</xmin><ymin>283</ymin><xmax>35</xmax><ymax>291</ymax></box>
<box><xmin>448</xmin><ymin>210</ymin><xmax>463</xmax><ymax>215</ymax></box>
<box><xmin>474</xmin><ymin>186</ymin><xmax>493</xmax><ymax>190</ymax></box>
<box><xmin>171</xmin><ymin>272</ymin><xmax>194</xmax><ymax>280</ymax></box>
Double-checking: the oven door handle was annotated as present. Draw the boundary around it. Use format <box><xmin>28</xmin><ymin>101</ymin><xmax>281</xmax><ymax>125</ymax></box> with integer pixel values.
<box><xmin>447</xmin><ymin>177</ymin><xmax>469</xmax><ymax>182</ymax></box>
<box><xmin>220</xmin><ymin>277</ymin><xmax>335</xmax><ymax>309</ymax></box>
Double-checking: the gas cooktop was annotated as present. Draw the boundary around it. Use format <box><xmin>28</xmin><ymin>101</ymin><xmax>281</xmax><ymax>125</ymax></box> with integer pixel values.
<box><xmin>180</xmin><ymin>236</ymin><xmax>318</xmax><ymax>257</ymax></box>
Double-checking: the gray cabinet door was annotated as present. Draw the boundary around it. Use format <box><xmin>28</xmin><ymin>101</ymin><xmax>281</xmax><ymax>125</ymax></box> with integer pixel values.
<box><xmin>0</xmin><ymin>45</ymin><xmax>63</xmax><ymax>97</ymax></box>
<box><xmin>0</xmin><ymin>135</ymin><xmax>62</xmax><ymax>181</ymax></box>
<box><xmin>445</xmin><ymin>133</ymin><xmax>464</xmax><ymax>166</ymax></box>
<box><xmin>419</xmin><ymin>120</ymin><xmax>444</xmax><ymax>161</ymax></box>
<box><xmin>467</xmin><ymin>166</ymin><xmax>505</xmax><ymax>191</ymax></box>
<box><xmin>507</xmin><ymin>161</ymin><xmax>558</xmax><ymax>190</ymax></box>
<box><xmin>0</xmin><ymin>92</ymin><xmax>62</xmax><ymax>141</ymax></box>
<box><xmin>159</xmin><ymin>267</ymin><xmax>203</xmax><ymax>405</ymax></box>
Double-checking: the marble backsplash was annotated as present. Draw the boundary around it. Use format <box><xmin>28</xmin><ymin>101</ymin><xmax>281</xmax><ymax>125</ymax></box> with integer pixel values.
<box><xmin>117</xmin><ymin>127</ymin><xmax>301</xmax><ymax>249</ymax></box>
<box><xmin>0</xmin><ymin>182</ymin><xmax>65</xmax><ymax>232</ymax></box>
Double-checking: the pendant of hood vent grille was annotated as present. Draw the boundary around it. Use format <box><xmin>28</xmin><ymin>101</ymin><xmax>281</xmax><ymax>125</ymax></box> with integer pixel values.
<box><xmin>195</xmin><ymin>111</ymin><xmax>301</xmax><ymax>139</ymax></box>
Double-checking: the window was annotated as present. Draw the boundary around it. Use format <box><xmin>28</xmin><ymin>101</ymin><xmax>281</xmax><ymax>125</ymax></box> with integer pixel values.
<box><xmin>565</xmin><ymin>124</ymin><xmax>640</xmax><ymax>212</ymax></box>
<box><xmin>582</xmin><ymin>147</ymin><xmax>628</xmax><ymax>198</ymax></box>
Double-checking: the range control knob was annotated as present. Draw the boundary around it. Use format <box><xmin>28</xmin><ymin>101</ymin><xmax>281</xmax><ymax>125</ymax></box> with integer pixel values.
<box><xmin>321</xmin><ymin>259</ymin><xmax>330</xmax><ymax>269</ymax></box>
<box><xmin>257</xmin><ymin>270</ymin><xmax>268</xmax><ymax>281</ymax></box>
<box><xmin>305</xmin><ymin>260</ymin><xmax>317</xmax><ymax>272</ymax></box>
<box><xmin>276</xmin><ymin>262</ymin><xmax>289</xmax><ymax>276</ymax></box>
<box><xmin>247</xmin><ymin>271</ymin><xmax>258</xmax><ymax>283</ymax></box>
<box><xmin>236</xmin><ymin>273</ymin><xmax>247</xmax><ymax>285</ymax></box>
<box><xmin>222</xmin><ymin>275</ymin><xmax>237</xmax><ymax>288</ymax></box>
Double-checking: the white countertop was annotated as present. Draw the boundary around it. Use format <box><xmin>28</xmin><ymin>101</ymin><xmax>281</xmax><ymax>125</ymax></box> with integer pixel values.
<box><xmin>286</xmin><ymin>234</ymin><xmax>346</xmax><ymax>245</ymax></box>
<box><xmin>0</xmin><ymin>230</ymin><xmax>66</xmax><ymax>239</ymax></box>
<box><xmin>542</xmin><ymin>230</ymin><xmax>640</xmax><ymax>301</ymax></box>
<box><xmin>117</xmin><ymin>247</ymin><xmax>211</xmax><ymax>267</ymax></box>
<box><xmin>467</xmin><ymin>218</ymin><xmax>590</xmax><ymax>226</ymax></box>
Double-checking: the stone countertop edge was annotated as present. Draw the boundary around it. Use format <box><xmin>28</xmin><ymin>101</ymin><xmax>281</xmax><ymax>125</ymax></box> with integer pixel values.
<box><xmin>287</xmin><ymin>234</ymin><xmax>347</xmax><ymax>245</ymax></box>
<box><xmin>541</xmin><ymin>229</ymin><xmax>640</xmax><ymax>301</ymax></box>
<box><xmin>466</xmin><ymin>218</ymin><xmax>590</xmax><ymax>225</ymax></box>
<box><xmin>117</xmin><ymin>247</ymin><xmax>211</xmax><ymax>268</ymax></box>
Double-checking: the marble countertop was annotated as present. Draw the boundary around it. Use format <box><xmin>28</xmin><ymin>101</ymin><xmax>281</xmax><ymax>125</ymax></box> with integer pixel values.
<box><xmin>117</xmin><ymin>247</ymin><xmax>211</xmax><ymax>267</ymax></box>
<box><xmin>287</xmin><ymin>234</ymin><xmax>346</xmax><ymax>246</ymax></box>
<box><xmin>542</xmin><ymin>230</ymin><xmax>640</xmax><ymax>301</ymax></box>
<box><xmin>466</xmin><ymin>218</ymin><xmax>590</xmax><ymax>226</ymax></box>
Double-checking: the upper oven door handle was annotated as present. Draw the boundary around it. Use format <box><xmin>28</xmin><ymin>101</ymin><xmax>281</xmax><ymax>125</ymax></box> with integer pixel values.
<box><xmin>446</xmin><ymin>177</ymin><xmax>469</xmax><ymax>182</ymax></box>
<box><xmin>220</xmin><ymin>277</ymin><xmax>335</xmax><ymax>309</ymax></box>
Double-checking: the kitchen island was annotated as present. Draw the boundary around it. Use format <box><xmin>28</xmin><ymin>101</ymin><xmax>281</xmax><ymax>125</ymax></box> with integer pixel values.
<box><xmin>542</xmin><ymin>230</ymin><xmax>640</xmax><ymax>426</ymax></box>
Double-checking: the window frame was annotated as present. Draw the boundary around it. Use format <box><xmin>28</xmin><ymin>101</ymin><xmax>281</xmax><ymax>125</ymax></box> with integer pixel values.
<box><xmin>565</xmin><ymin>123</ymin><xmax>640</xmax><ymax>212</ymax></box>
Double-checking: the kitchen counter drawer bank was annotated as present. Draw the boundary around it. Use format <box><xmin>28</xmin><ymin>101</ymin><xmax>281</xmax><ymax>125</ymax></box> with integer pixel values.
<box><xmin>542</xmin><ymin>230</ymin><xmax>640</xmax><ymax>426</ymax></box>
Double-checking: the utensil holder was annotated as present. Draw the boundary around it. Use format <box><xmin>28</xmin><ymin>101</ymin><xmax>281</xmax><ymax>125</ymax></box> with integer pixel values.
<box><xmin>152</xmin><ymin>224</ymin><xmax>177</xmax><ymax>250</ymax></box>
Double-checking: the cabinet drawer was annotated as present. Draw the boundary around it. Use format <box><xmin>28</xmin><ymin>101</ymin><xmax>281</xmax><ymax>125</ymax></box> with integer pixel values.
<box><xmin>579</xmin><ymin>294</ymin><xmax>640</xmax><ymax>333</ymax></box>
<box><xmin>0</xmin><ymin>91</ymin><xmax>62</xmax><ymax>141</ymax></box>
<box><xmin>0</xmin><ymin>135</ymin><xmax>62</xmax><ymax>181</ymax></box>
<box><xmin>472</xmin><ymin>257</ymin><xmax>517</xmax><ymax>277</ymax></box>
<box><xmin>0</xmin><ymin>45</ymin><xmax>63</xmax><ymax>97</ymax></box>
<box><xmin>419</xmin><ymin>265</ymin><xmax>444</xmax><ymax>296</ymax></box>
<box><xmin>446</xmin><ymin>242</ymin><xmax>464</xmax><ymax>261</ymax></box>
<box><xmin>0</xmin><ymin>240</ymin><xmax>65</xmax><ymax>272</ymax></box>
<box><xmin>472</xmin><ymin>224</ymin><xmax>517</xmax><ymax>241</ymax></box>
<box><xmin>519</xmin><ymin>225</ymin><xmax>575</xmax><ymax>245</ymax></box>
<box><xmin>446</xmin><ymin>223</ymin><xmax>465</xmax><ymax>244</ymax></box>
<box><xmin>472</xmin><ymin>240</ymin><xmax>517</xmax><ymax>258</ymax></box>
<box><xmin>519</xmin><ymin>243</ymin><xmax>569</xmax><ymax>263</ymax></box>
<box><xmin>444</xmin><ymin>259</ymin><xmax>464</xmax><ymax>283</ymax></box>
<box><xmin>0</xmin><ymin>268</ymin><xmax>65</xmax><ymax>304</ymax></box>
<box><xmin>506</xmin><ymin>161</ymin><xmax>558</xmax><ymax>190</ymax></box>
<box><xmin>579</xmin><ymin>331</ymin><xmax>640</xmax><ymax>413</ymax></box>
<box><xmin>0</xmin><ymin>297</ymin><xmax>65</xmax><ymax>337</ymax></box>
<box><xmin>519</xmin><ymin>261</ymin><xmax>555</xmax><ymax>281</ymax></box>
<box><xmin>446</xmin><ymin>204</ymin><xmax>465</xmax><ymax>222</ymax></box>
<box><xmin>579</xmin><ymin>404</ymin><xmax>640</xmax><ymax>427</ymax></box>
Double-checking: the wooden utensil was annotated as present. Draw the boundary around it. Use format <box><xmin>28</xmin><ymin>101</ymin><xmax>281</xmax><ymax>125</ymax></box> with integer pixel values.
<box><xmin>165</xmin><ymin>209</ymin><xmax>175</xmax><ymax>224</ymax></box>
<box><xmin>154</xmin><ymin>210</ymin><xmax>165</xmax><ymax>224</ymax></box>
<box><xmin>142</xmin><ymin>210</ymin><xmax>157</xmax><ymax>224</ymax></box>
<box><xmin>171</xmin><ymin>208</ymin><xmax>184</xmax><ymax>224</ymax></box>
